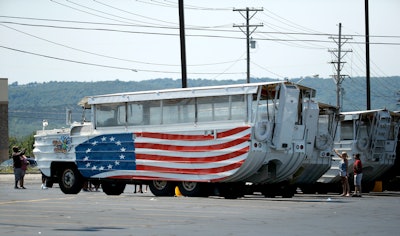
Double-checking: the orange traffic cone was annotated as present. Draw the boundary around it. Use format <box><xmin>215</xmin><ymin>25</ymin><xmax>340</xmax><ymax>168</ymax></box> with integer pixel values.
<box><xmin>175</xmin><ymin>186</ymin><xmax>183</xmax><ymax>197</ymax></box>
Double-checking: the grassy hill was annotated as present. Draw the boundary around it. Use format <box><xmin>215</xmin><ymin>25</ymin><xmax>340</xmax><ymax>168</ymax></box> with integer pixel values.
<box><xmin>8</xmin><ymin>76</ymin><xmax>400</xmax><ymax>138</ymax></box>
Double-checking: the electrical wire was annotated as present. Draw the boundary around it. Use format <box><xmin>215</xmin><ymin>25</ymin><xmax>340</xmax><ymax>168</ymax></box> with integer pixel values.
<box><xmin>0</xmin><ymin>45</ymin><xmax>138</xmax><ymax>72</ymax></box>
<box><xmin>1</xmin><ymin>16</ymin><xmax>399</xmax><ymax>44</ymax></box>
<box><xmin>50</xmin><ymin>0</ymin><xmax>133</xmax><ymax>25</ymax></box>
<box><xmin>0</xmin><ymin>45</ymin><xmax>245</xmax><ymax>75</ymax></box>
<box><xmin>1</xmin><ymin>23</ymin><xmax>249</xmax><ymax>67</ymax></box>
<box><xmin>162</xmin><ymin>0</ymin><xmax>232</xmax><ymax>11</ymax></box>
<box><xmin>93</xmin><ymin>0</ymin><xmax>177</xmax><ymax>26</ymax></box>
<box><xmin>250</xmin><ymin>61</ymin><xmax>285</xmax><ymax>79</ymax></box>
<box><xmin>211</xmin><ymin>52</ymin><xmax>246</xmax><ymax>79</ymax></box>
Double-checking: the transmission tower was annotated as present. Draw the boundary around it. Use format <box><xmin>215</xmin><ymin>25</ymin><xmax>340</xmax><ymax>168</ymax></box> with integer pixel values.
<box><xmin>329</xmin><ymin>23</ymin><xmax>352</xmax><ymax>111</ymax></box>
<box><xmin>233</xmin><ymin>7</ymin><xmax>263</xmax><ymax>83</ymax></box>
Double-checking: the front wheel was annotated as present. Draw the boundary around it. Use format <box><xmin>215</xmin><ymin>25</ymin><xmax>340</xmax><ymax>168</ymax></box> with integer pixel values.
<box><xmin>58</xmin><ymin>166</ymin><xmax>83</xmax><ymax>194</ymax></box>
<box><xmin>149</xmin><ymin>180</ymin><xmax>175</xmax><ymax>196</ymax></box>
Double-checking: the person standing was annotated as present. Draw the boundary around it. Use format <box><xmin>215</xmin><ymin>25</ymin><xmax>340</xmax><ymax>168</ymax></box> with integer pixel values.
<box><xmin>134</xmin><ymin>184</ymin><xmax>143</xmax><ymax>193</ymax></box>
<box><xmin>20</xmin><ymin>154</ymin><xmax>29</xmax><ymax>189</ymax></box>
<box><xmin>353</xmin><ymin>153</ymin><xmax>363</xmax><ymax>197</ymax></box>
<box><xmin>334</xmin><ymin>149</ymin><xmax>350</xmax><ymax>197</ymax></box>
<box><xmin>11</xmin><ymin>146</ymin><xmax>25</xmax><ymax>189</ymax></box>
<box><xmin>41</xmin><ymin>172</ymin><xmax>48</xmax><ymax>190</ymax></box>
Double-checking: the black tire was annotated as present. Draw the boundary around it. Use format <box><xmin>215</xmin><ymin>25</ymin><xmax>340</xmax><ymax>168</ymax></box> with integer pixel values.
<box><xmin>149</xmin><ymin>180</ymin><xmax>175</xmax><ymax>196</ymax></box>
<box><xmin>58</xmin><ymin>166</ymin><xmax>83</xmax><ymax>194</ymax></box>
<box><xmin>219</xmin><ymin>183</ymin><xmax>245</xmax><ymax>199</ymax></box>
<box><xmin>261</xmin><ymin>185</ymin><xmax>278</xmax><ymax>198</ymax></box>
<box><xmin>262</xmin><ymin>190</ymin><xmax>276</xmax><ymax>198</ymax></box>
<box><xmin>281</xmin><ymin>186</ymin><xmax>296</xmax><ymax>198</ymax></box>
<box><xmin>300</xmin><ymin>185</ymin><xmax>316</xmax><ymax>194</ymax></box>
<box><xmin>178</xmin><ymin>181</ymin><xmax>208</xmax><ymax>197</ymax></box>
<box><xmin>102</xmin><ymin>182</ymin><xmax>126</xmax><ymax>195</ymax></box>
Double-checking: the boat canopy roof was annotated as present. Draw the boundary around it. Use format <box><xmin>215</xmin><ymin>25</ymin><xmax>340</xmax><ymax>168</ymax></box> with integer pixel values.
<box><xmin>340</xmin><ymin>109</ymin><xmax>400</xmax><ymax>121</ymax></box>
<box><xmin>78</xmin><ymin>81</ymin><xmax>316</xmax><ymax>108</ymax></box>
<box><xmin>318</xmin><ymin>102</ymin><xmax>338</xmax><ymax>110</ymax></box>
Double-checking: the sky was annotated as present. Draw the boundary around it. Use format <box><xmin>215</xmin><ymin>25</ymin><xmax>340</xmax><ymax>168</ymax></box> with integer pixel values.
<box><xmin>1</xmin><ymin>0</ymin><xmax>399</xmax><ymax>85</ymax></box>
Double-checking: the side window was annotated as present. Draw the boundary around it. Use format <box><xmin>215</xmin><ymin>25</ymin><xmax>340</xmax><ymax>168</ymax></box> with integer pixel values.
<box><xmin>197</xmin><ymin>96</ymin><xmax>230</xmax><ymax>122</ymax></box>
<box><xmin>127</xmin><ymin>103</ymin><xmax>144</xmax><ymax>125</ymax></box>
<box><xmin>230</xmin><ymin>95</ymin><xmax>246</xmax><ymax>120</ymax></box>
<box><xmin>197</xmin><ymin>95</ymin><xmax>246</xmax><ymax>122</ymax></box>
<box><xmin>163</xmin><ymin>98</ymin><xmax>195</xmax><ymax>124</ymax></box>
<box><xmin>127</xmin><ymin>100</ymin><xmax>162</xmax><ymax>125</ymax></box>
<box><xmin>197</xmin><ymin>97</ymin><xmax>217</xmax><ymax>122</ymax></box>
<box><xmin>96</xmin><ymin>104</ymin><xmax>125</xmax><ymax>127</ymax></box>
<box><xmin>341</xmin><ymin>121</ymin><xmax>354</xmax><ymax>140</ymax></box>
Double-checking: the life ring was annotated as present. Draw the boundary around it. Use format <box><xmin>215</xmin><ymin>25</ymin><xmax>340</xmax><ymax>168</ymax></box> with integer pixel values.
<box><xmin>357</xmin><ymin>137</ymin><xmax>369</xmax><ymax>151</ymax></box>
<box><xmin>254</xmin><ymin>121</ymin><xmax>272</xmax><ymax>142</ymax></box>
<box><xmin>315</xmin><ymin>134</ymin><xmax>333</xmax><ymax>150</ymax></box>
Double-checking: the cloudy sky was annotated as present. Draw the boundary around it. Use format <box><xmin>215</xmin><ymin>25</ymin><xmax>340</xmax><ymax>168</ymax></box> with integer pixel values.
<box><xmin>1</xmin><ymin>0</ymin><xmax>399</xmax><ymax>85</ymax></box>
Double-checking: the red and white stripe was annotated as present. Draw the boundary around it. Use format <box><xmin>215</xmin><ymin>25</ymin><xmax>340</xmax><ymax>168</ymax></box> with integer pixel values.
<box><xmin>93</xmin><ymin>127</ymin><xmax>251</xmax><ymax>182</ymax></box>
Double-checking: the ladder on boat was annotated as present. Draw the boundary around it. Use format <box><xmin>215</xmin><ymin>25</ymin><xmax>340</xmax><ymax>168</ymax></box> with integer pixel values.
<box><xmin>368</xmin><ymin>111</ymin><xmax>391</xmax><ymax>161</ymax></box>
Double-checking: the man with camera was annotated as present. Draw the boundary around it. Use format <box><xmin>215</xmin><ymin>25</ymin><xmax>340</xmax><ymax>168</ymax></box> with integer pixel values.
<box><xmin>11</xmin><ymin>146</ymin><xmax>26</xmax><ymax>189</ymax></box>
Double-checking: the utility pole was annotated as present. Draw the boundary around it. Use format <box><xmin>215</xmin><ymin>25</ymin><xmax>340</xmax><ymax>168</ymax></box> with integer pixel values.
<box><xmin>365</xmin><ymin>0</ymin><xmax>371</xmax><ymax>110</ymax></box>
<box><xmin>178</xmin><ymin>0</ymin><xmax>187</xmax><ymax>88</ymax></box>
<box><xmin>233</xmin><ymin>7</ymin><xmax>263</xmax><ymax>83</ymax></box>
<box><xmin>329</xmin><ymin>23</ymin><xmax>352</xmax><ymax>111</ymax></box>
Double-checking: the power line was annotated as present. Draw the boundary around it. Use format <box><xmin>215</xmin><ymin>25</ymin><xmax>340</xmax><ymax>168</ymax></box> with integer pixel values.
<box><xmin>50</xmin><ymin>0</ymin><xmax>133</xmax><ymax>25</ymax></box>
<box><xmin>2</xmin><ymin>16</ymin><xmax>400</xmax><ymax>42</ymax></box>
<box><xmin>162</xmin><ymin>0</ymin><xmax>232</xmax><ymax>11</ymax></box>
<box><xmin>261</xmin><ymin>10</ymin><xmax>324</xmax><ymax>35</ymax></box>
<box><xmin>211</xmin><ymin>52</ymin><xmax>246</xmax><ymax>80</ymax></box>
<box><xmin>3</xmin><ymin>20</ymin><xmax>399</xmax><ymax>46</ymax></box>
<box><xmin>93</xmin><ymin>0</ymin><xmax>177</xmax><ymax>26</ymax></box>
<box><xmin>1</xmin><ymin>23</ymin><xmax>242</xmax><ymax>67</ymax></box>
<box><xmin>0</xmin><ymin>45</ymin><xmax>245</xmax><ymax>75</ymax></box>
<box><xmin>134</xmin><ymin>0</ymin><xmax>178</xmax><ymax>9</ymax></box>
<box><xmin>0</xmin><ymin>45</ymin><xmax>138</xmax><ymax>72</ymax></box>
<box><xmin>251</xmin><ymin>61</ymin><xmax>285</xmax><ymax>79</ymax></box>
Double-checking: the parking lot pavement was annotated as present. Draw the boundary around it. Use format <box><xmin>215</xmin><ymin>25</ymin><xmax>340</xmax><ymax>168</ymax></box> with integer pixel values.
<box><xmin>1</xmin><ymin>175</ymin><xmax>400</xmax><ymax>236</ymax></box>
<box><xmin>1</xmin><ymin>191</ymin><xmax>400</xmax><ymax>236</ymax></box>
<box><xmin>0</xmin><ymin>173</ymin><xmax>42</xmax><ymax>182</ymax></box>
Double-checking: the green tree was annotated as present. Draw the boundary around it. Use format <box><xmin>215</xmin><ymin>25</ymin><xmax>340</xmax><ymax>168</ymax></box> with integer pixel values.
<box><xmin>8</xmin><ymin>134</ymin><xmax>35</xmax><ymax>157</ymax></box>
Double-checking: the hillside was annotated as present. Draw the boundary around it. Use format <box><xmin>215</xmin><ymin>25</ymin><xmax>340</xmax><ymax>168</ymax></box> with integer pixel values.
<box><xmin>8</xmin><ymin>76</ymin><xmax>400</xmax><ymax>137</ymax></box>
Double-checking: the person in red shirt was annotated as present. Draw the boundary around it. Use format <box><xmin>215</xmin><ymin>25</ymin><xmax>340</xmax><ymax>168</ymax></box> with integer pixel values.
<box><xmin>20</xmin><ymin>155</ymin><xmax>29</xmax><ymax>189</ymax></box>
<box><xmin>353</xmin><ymin>153</ymin><xmax>363</xmax><ymax>197</ymax></box>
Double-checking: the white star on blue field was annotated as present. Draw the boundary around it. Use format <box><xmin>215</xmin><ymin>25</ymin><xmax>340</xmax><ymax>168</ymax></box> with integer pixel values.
<box><xmin>75</xmin><ymin>133</ymin><xmax>136</xmax><ymax>178</ymax></box>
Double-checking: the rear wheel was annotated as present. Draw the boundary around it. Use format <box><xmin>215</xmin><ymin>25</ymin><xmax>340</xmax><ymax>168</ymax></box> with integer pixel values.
<box><xmin>219</xmin><ymin>183</ymin><xmax>245</xmax><ymax>199</ymax></box>
<box><xmin>102</xmin><ymin>182</ymin><xmax>126</xmax><ymax>195</ymax></box>
<box><xmin>149</xmin><ymin>180</ymin><xmax>175</xmax><ymax>196</ymax></box>
<box><xmin>281</xmin><ymin>186</ymin><xmax>296</xmax><ymax>198</ymax></box>
<box><xmin>58</xmin><ymin>166</ymin><xmax>83</xmax><ymax>194</ymax></box>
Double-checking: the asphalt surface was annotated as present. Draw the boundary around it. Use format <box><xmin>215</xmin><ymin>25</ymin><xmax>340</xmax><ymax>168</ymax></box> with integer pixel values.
<box><xmin>1</xmin><ymin>174</ymin><xmax>400</xmax><ymax>236</ymax></box>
